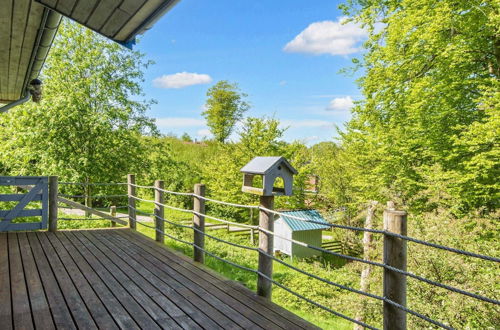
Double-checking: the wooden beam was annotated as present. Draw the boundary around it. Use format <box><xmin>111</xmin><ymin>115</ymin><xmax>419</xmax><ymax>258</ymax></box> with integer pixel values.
<box><xmin>57</xmin><ymin>197</ymin><xmax>127</xmax><ymax>226</ymax></box>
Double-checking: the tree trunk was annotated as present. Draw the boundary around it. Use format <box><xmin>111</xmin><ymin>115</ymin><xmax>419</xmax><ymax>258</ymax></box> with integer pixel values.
<box><xmin>354</xmin><ymin>201</ymin><xmax>378</xmax><ymax>330</ymax></box>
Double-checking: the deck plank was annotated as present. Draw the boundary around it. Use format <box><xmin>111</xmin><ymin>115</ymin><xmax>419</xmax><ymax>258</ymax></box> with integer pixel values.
<box><xmin>89</xmin><ymin>230</ymin><xmax>241</xmax><ymax>330</ymax></box>
<box><xmin>26</xmin><ymin>232</ymin><xmax>76</xmax><ymax>329</ymax></box>
<box><xmin>34</xmin><ymin>232</ymin><xmax>98</xmax><ymax>329</ymax></box>
<box><xmin>118</xmin><ymin>229</ymin><xmax>319</xmax><ymax>330</ymax></box>
<box><xmin>42</xmin><ymin>232</ymin><xmax>119</xmax><ymax>330</ymax></box>
<box><xmin>82</xmin><ymin>232</ymin><xmax>223</xmax><ymax>330</ymax></box>
<box><xmin>17</xmin><ymin>233</ymin><xmax>55</xmax><ymax>330</ymax></box>
<box><xmin>62</xmin><ymin>231</ymin><xmax>162</xmax><ymax>330</ymax></box>
<box><xmin>104</xmin><ymin>230</ymin><xmax>271</xmax><ymax>330</ymax></box>
<box><xmin>54</xmin><ymin>232</ymin><xmax>141</xmax><ymax>330</ymax></box>
<box><xmin>8</xmin><ymin>233</ymin><xmax>33</xmax><ymax>329</ymax></box>
<box><xmin>79</xmin><ymin>230</ymin><xmax>195</xmax><ymax>330</ymax></box>
<box><xmin>70</xmin><ymin>231</ymin><xmax>181</xmax><ymax>330</ymax></box>
<box><xmin>0</xmin><ymin>234</ymin><xmax>12</xmax><ymax>330</ymax></box>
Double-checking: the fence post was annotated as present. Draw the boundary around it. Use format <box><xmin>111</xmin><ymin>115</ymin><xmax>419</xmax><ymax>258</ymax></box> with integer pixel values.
<box><xmin>127</xmin><ymin>174</ymin><xmax>136</xmax><ymax>230</ymax></box>
<box><xmin>193</xmin><ymin>184</ymin><xmax>205</xmax><ymax>263</ymax></box>
<box><xmin>154</xmin><ymin>180</ymin><xmax>165</xmax><ymax>243</ymax></box>
<box><xmin>110</xmin><ymin>206</ymin><xmax>117</xmax><ymax>227</ymax></box>
<box><xmin>257</xmin><ymin>195</ymin><xmax>274</xmax><ymax>299</ymax></box>
<box><xmin>48</xmin><ymin>176</ymin><xmax>58</xmax><ymax>232</ymax></box>
<box><xmin>383</xmin><ymin>203</ymin><xmax>407</xmax><ymax>330</ymax></box>
<box><xmin>85</xmin><ymin>181</ymin><xmax>92</xmax><ymax>218</ymax></box>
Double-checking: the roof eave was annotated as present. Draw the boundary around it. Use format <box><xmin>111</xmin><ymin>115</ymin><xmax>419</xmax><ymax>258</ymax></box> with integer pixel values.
<box><xmin>23</xmin><ymin>9</ymin><xmax>62</xmax><ymax>92</ymax></box>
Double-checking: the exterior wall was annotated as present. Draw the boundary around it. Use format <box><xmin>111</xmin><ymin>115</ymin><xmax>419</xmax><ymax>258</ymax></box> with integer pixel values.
<box><xmin>273</xmin><ymin>218</ymin><xmax>292</xmax><ymax>256</ymax></box>
<box><xmin>291</xmin><ymin>230</ymin><xmax>322</xmax><ymax>258</ymax></box>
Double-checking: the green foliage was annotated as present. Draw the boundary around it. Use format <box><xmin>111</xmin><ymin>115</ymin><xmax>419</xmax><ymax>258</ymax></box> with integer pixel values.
<box><xmin>338</xmin><ymin>0</ymin><xmax>500</xmax><ymax>212</ymax></box>
<box><xmin>0</xmin><ymin>20</ymin><xmax>154</xmax><ymax>189</ymax></box>
<box><xmin>181</xmin><ymin>133</ymin><xmax>192</xmax><ymax>142</ymax></box>
<box><xmin>203</xmin><ymin>80</ymin><xmax>250</xmax><ymax>143</ymax></box>
<box><xmin>202</xmin><ymin>117</ymin><xmax>308</xmax><ymax>221</ymax></box>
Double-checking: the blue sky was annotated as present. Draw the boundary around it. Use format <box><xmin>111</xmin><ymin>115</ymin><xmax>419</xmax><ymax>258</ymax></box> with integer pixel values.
<box><xmin>135</xmin><ymin>0</ymin><xmax>365</xmax><ymax>145</ymax></box>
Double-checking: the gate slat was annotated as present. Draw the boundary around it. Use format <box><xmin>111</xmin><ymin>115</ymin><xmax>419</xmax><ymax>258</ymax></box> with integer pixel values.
<box><xmin>3</xmin><ymin>181</ymin><xmax>44</xmax><ymax>222</ymax></box>
<box><xmin>0</xmin><ymin>194</ymin><xmax>43</xmax><ymax>202</ymax></box>
<box><xmin>0</xmin><ymin>209</ymin><xmax>43</xmax><ymax>218</ymax></box>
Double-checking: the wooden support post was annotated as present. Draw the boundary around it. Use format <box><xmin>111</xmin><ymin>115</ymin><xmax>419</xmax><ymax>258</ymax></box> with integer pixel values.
<box><xmin>127</xmin><ymin>174</ymin><xmax>136</xmax><ymax>230</ymax></box>
<box><xmin>383</xmin><ymin>203</ymin><xmax>407</xmax><ymax>330</ymax></box>
<box><xmin>193</xmin><ymin>184</ymin><xmax>205</xmax><ymax>263</ymax></box>
<box><xmin>154</xmin><ymin>180</ymin><xmax>165</xmax><ymax>243</ymax></box>
<box><xmin>48</xmin><ymin>176</ymin><xmax>58</xmax><ymax>232</ymax></box>
<box><xmin>355</xmin><ymin>200</ymin><xmax>378</xmax><ymax>330</ymax></box>
<box><xmin>110</xmin><ymin>206</ymin><xmax>117</xmax><ymax>227</ymax></box>
<box><xmin>257</xmin><ymin>195</ymin><xmax>274</xmax><ymax>299</ymax></box>
<box><xmin>85</xmin><ymin>182</ymin><xmax>92</xmax><ymax>218</ymax></box>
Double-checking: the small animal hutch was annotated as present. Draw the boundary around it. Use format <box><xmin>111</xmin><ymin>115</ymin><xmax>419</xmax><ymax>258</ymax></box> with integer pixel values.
<box><xmin>274</xmin><ymin>210</ymin><xmax>329</xmax><ymax>258</ymax></box>
<box><xmin>240</xmin><ymin>156</ymin><xmax>297</xmax><ymax>196</ymax></box>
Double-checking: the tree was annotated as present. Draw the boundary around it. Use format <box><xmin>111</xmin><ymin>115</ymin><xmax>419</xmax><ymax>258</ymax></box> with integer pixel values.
<box><xmin>340</xmin><ymin>0</ymin><xmax>499</xmax><ymax>212</ymax></box>
<box><xmin>181</xmin><ymin>132</ymin><xmax>192</xmax><ymax>142</ymax></box>
<box><xmin>202</xmin><ymin>80</ymin><xmax>249</xmax><ymax>143</ymax></box>
<box><xmin>202</xmin><ymin>117</ymin><xmax>308</xmax><ymax>221</ymax></box>
<box><xmin>0</xmin><ymin>19</ymin><xmax>155</xmax><ymax>191</ymax></box>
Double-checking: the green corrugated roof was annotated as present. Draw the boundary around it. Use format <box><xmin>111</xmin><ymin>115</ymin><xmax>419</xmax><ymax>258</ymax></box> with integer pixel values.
<box><xmin>279</xmin><ymin>210</ymin><xmax>330</xmax><ymax>231</ymax></box>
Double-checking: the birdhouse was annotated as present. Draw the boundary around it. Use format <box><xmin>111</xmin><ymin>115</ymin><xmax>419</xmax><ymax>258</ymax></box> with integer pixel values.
<box><xmin>240</xmin><ymin>156</ymin><xmax>297</xmax><ymax>196</ymax></box>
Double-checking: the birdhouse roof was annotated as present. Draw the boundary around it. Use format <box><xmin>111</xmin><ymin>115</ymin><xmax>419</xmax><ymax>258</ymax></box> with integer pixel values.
<box><xmin>240</xmin><ymin>157</ymin><xmax>298</xmax><ymax>175</ymax></box>
<box><xmin>278</xmin><ymin>210</ymin><xmax>330</xmax><ymax>231</ymax></box>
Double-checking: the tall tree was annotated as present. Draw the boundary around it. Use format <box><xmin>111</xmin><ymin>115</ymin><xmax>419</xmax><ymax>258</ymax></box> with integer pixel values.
<box><xmin>202</xmin><ymin>80</ymin><xmax>249</xmax><ymax>143</ymax></box>
<box><xmin>340</xmin><ymin>0</ymin><xmax>499</xmax><ymax>212</ymax></box>
<box><xmin>0</xmin><ymin>19</ymin><xmax>155</xmax><ymax>187</ymax></box>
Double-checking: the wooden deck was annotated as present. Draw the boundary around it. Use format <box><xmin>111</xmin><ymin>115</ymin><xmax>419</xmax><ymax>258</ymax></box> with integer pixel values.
<box><xmin>0</xmin><ymin>228</ymin><xmax>318</xmax><ymax>330</ymax></box>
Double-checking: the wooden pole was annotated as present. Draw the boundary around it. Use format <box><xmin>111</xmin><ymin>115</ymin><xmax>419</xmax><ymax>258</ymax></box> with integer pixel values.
<box><xmin>355</xmin><ymin>201</ymin><xmax>378</xmax><ymax>330</ymax></box>
<box><xmin>257</xmin><ymin>195</ymin><xmax>274</xmax><ymax>299</ymax></box>
<box><xmin>110</xmin><ymin>206</ymin><xmax>117</xmax><ymax>227</ymax></box>
<box><xmin>154</xmin><ymin>180</ymin><xmax>165</xmax><ymax>243</ymax></box>
<box><xmin>48</xmin><ymin>176</ymin><xmax>58</xmax><ymax>232</ymax></box>
<box><xmin>127</xmin><ymin>174</ymin><xmax>136</xmax><ymax>230</ymax></box>
<box><xmin>85</xmin><ymin>182</ymin><xmax>92</xmax><ymax>218</ymax></box>
<box><xmin>383</xmin><ymin>203</ymin><xmax>407</xmax><ymax>330</ymax></box>
<box><xmin>193</xmin><ymin>184</ymin><xmax>206</xmax><ymax>263</ymax></box>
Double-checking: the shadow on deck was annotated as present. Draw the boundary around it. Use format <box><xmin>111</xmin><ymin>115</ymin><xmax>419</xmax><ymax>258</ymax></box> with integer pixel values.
<box><xmin>0</xmin><ymin>228</ymin><xmax>318</xmax><ymax>330</ymax></box>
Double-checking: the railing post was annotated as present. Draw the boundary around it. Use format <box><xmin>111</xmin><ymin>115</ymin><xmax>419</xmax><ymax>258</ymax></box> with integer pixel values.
<box><xmin>154</xmin><ymin>180</ymin><xmax>165</xmax><ymax>243</ymax></box>
<box><xmin>383</xmin><ymin>203</ymin><xmax>407</xmax><ymax>330</ymax></box>
<box><xmin>110</xmin><ymin>205</ymin><xmax>117</xmax><ymax>227</ymax></box>
<box><xmin>85</xmin><ymin>181</ymin><xmax>92</xmax><ymax>218</ymax></box>
<box><xmin>127</xmin><ymin>174</ymin><xmax>136</xmax><ymax>230</ymax></box>
<box><xmin>48</xmin><ymin>176</ymin><xmax>58</xmax><ymax>232</ymax></box>
<box><xmin>257</xmin><ymin>195</ymin><xmax>274</xmax><ymax>299</ymax></box>
<box><xmin>193</xmin><ymin>184</ymin><xmax>205</xmax><ymax>263</ymax></box>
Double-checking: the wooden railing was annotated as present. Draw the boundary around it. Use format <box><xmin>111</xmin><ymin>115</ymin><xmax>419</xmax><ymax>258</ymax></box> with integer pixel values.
<box><xmin>47</xmin><ymin>175</ymin><xmax>499</xmax><ymax>330</ymax></box>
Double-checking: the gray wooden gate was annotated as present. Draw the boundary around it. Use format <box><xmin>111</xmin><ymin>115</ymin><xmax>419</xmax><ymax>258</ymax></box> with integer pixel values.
<box><xmin>0</xmin><ymin>176</ymin><xmax>49</xmax><ymax>231</ymax></box>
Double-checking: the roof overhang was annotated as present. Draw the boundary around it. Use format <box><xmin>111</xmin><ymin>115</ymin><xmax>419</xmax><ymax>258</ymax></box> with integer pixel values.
<box><xmin>34</xmin><ymin>0</ymin><xmax>180</xmax><ymax>48</ymax></box>
<box><xmin>1</xmin><ymin>0</ymin><xmax>179</xmax><ymax>104</ymax></box>
<box><xmin>0</xmin><ymin>1</ymin><xmax>61</xmax><ymax>103</ymax></box>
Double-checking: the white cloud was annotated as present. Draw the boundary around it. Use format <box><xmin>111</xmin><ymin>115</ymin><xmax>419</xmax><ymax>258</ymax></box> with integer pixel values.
<box><xmin>155</xmin><ymin>117</ymin><xmax>205</xmax><ymax>128</ymax></box>
<box><xmin>197</xmin><ymin>129</ymin><xmax>211</xmax><ymax>137</ymax></box>
<box><xmin>281</xmin><ymin>119</ymin><xmax>333</xmax><ymax>129</ymax></box>
<box><xmin>153</xmin><ymin>72</ymin><xmax>212</xmax><ymax>89</ymax></box>
<box><xmin>284</xmin><ymin>17</ymin><xmax>367</xmax><ymax>56</ymax></box>
<box><xmin>326</xmin><ymin>96</ymin><xmax>354</xmax><ymax>111</ymax></box>
<box><xmin>279</xmin><ymin>80</ymin><xmax>288</xmax><ymax>86</ymax></box>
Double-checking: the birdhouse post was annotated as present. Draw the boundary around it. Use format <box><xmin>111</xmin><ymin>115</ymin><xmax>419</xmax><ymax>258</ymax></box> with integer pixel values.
<box><xmin>240</xmin><ymin>157</ymin><xmax>297</xmax><ymax>299</ymax></box>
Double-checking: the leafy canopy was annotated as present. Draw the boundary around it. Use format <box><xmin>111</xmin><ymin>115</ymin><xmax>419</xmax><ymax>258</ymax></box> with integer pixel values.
<box><xmin>202</xmin><ymin>80</ymin><xmax>250</xmax><ymax>143</ymax></box>
<box><xmin>0</xmin><ymin>19</ymin><xmax>155</xmax><ymax>186</ymax></box>
<box><xmin>339</xmin><ymin>0</ymin><xmax>499</xmax><ymax>212</ymax></box>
